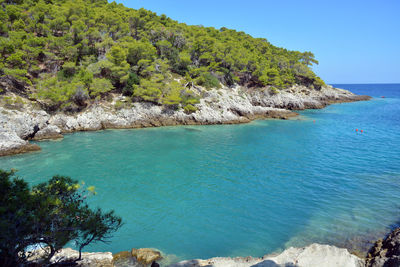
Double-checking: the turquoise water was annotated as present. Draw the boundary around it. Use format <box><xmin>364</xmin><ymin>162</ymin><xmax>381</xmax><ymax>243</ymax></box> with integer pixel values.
<box><xmin>1</xmin><ymin>84</ymin><xmax>400</xmax><ymax>260</ymax></box>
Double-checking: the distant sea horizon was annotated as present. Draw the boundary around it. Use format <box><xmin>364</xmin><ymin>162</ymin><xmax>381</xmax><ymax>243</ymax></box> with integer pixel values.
<box><xmin>330</xmin><ymin>82</ymin><xmax>400</xmax><ymax>85</ymax></box>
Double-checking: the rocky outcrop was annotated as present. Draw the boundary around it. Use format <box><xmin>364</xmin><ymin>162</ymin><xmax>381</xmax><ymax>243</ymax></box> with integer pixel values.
<box><xmin>32</xmin><ymin>124</ymin><xmax>63</xmax><ymax>140</ymax></box>
<box><xmin>131</xmin><ymin>248</ymin><xmax>163</xmax><ymax>265</ymax></box>
<box><xmin>112</xmin><ymin>248</ymin><xmax>162</xmax><ymax>266</ymax></box>
<box><xmin>27</xmin><ymin>244</ymin><xmax>366</xmax><ymax>267</ymax></box>
<box><xmin>0</xmin><ymin>131</ymin><xmax>41</xmax><ymax>157</ymax></box>
<box><xmin>0</xmin><ymin>84</ymin><xmax>370</xmax><ymax>157</ymax></box>
<box><xmin>28</xmin><ymin>247</ymin><xmax>113</xmax><ymax>267</ymax></box>
<box><xmin>170</xmin><ymin>244</ymin><xmax>364</xmax><ymax>267</ymax></box>
<box><xmin>112</xmin><ymin>250</ymin><xmax>135</xmax><ymax>266</ymax></box>
<box><xmin>247</xmin><ymin>85</ymin><xmax>371</xmax><ymax>110</ymax></box>
<box><xmin>366</xmin><ymin>228</ymin><xmax>400</xmax><ymax>267</ymax></box>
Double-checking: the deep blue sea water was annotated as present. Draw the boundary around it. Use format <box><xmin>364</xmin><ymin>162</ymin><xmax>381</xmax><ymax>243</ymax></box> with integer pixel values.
<box><xmin>1</xmin><ymin>84</ymin><xmax>399</xmax><ymax>261</ymax></box>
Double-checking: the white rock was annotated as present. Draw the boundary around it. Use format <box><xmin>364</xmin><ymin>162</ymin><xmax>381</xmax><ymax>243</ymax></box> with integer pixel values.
<box><xmin>0</xmin><ymin>84</ymin><xmax>367</xmax><ymax>156</ymax></box>
<box><xmin>267</xmin><ymin>244</ymin><xmax>365</xmax><ymax>267</ymax></box>
<box><xmin>169</xmin><ymin>244</ymin><xmax>364</xmax><ymax>267</ymax></box>
<box><xmin>28</xmin><ymin>247</ymin><xmax>113</xmax><ymax>267</ymax></box>
<box><xmin>33</xmin><ymin>124</ymin><xmax>62</xmax><ymax>140</ymax></box>
<box><xmin>0</xmin><ymin>130</ymin><xmax>28</xmax><ymax>151</ymax></box>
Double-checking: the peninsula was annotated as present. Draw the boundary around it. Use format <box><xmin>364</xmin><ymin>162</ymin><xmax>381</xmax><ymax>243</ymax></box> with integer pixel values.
<box><xmin>0</xmin><ymin>0</ymin><xmax>369</xmax><ymax>156</ymax></box>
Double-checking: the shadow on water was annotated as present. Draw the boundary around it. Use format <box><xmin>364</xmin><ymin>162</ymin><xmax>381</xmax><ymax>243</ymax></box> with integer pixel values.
<box><xmin>183</xmin><ymin>127</ymin><xmax>202</xmax><ymax>132</ymax></box>
<box><xmin>388</xmin><ymin>208</ymin><xmax>400</xmax><ymax>230</ymax></box>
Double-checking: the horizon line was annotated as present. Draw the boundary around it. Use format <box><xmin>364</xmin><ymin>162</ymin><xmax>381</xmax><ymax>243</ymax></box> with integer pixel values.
<box><xmin>328</xmin><ymin>82</ymin><xmax>400</xmax><ymax>85</ymax></box>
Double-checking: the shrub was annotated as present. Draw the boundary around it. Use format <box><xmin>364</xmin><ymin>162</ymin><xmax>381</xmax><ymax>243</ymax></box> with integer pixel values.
<box><xmin>133</xmin><ymin>78</ymin><xmax>163</xmax><ymax>103</ymax></box>
<box><xmin>162</xmin><ymin>80</ymin><xmax>183</xmax><ymax>107</ymax></box>
<box><xmin>184</xmin><ymin>104</ymin><xmax>197</xmax><ymax>114</ymax></box>
<box><xmin>35</xmin><ymin>76</ymin><xmax>81</xmax><ymax>108</ymax></box>
<box><xmin>313</xmin><ymin>76</ymin><xmax>325</xmax><ymax>89</ymax></box>
<box><xmin>195</xmin><ymin>73</ymin><xmax>221</xmax><ymax>89</ymax></box>
<box><xmin>270</xmin><ymin>87</ymin><xmax>279</xmax><ymax>95</ymax></box>
<box><xmin>3</xmin><ymin>68</ymin><xmax>31</xmax><ymax>85</ymax></box>
<box><xmin>114</xmin><ymin>100</ymin><xmax>125</xmax><ymax>109</ymax></box>
<box><xmin>122</xmin><ymin>72</ymin><xmax>140</xmax><ymax>96</ymax></box>
<box><xmin>61</xmin><ymin>62</ymin><xmax>77</xmax><ymax>78</ymax></box>
<box><xmin>89</xmin><ymin>78</ymin><xmax>114</xmax><ymax>97</ymax></box>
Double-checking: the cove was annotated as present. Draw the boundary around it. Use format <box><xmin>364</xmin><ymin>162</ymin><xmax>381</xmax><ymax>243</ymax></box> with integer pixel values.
<box><xmin>1</xmin><ymin>84</ymin><xmax>400</xmax><ymax>261</ymax></box>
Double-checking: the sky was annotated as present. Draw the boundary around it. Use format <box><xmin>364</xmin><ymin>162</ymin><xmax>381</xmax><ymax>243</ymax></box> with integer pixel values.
<box><xmin>114</xmin><ymin>0</ymin><xmax>400</xmax><ymax>84</ymax></box>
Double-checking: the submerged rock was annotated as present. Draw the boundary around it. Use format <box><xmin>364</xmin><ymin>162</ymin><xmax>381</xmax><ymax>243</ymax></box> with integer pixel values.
<box><xmin>169</xmin><ymin>244</ymin><xmax>364</xmax><ymax>267</ymax></box>
<box><xmin>366</xmin><ymin>228</ymin><xmax>400</xmax><ymax>267</ymax></box>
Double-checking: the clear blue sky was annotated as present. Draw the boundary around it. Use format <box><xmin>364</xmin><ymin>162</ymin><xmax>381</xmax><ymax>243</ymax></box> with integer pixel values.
<box><xmin>114</xmin><ymin>0</ymin><xmax>400</xmax><ymax>84</ymax></box>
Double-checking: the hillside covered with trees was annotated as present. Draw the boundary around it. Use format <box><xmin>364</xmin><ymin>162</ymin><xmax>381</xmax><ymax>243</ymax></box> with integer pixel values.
<box><xmin>0</xmin><ymin>0</ymin><xmax>324</xmax><ymax>112</ymax></box>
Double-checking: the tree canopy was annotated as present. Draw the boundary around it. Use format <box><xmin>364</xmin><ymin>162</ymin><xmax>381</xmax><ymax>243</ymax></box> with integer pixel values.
<box><xmin>0</xmin><ymin>169</ymin><xmax>122</xmax><ymax>267</ymax></box>
<box><xmin>0</xmin><ymin>0</ymin><xmax>325</xmax><ymax>111</ymax></box>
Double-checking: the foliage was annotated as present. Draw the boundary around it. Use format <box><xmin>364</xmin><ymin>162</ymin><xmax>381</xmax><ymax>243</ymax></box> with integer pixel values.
<box><xmin>195</xmin><ymin>72</ymin><xmax>221</xmax><ymax>89</ymax></box>
<box><xmin>90</xmin><ymin>78</ymin><xmax>114</xmax><ymax>97</ymax></box>
<box><xmin>270</xmin><ymin>87</ymin><xmax>279</xmax><ymax>95</ymax></box>
<box><xmin>0</xmin><ymin>169</ymin><xmax>122</xmax><ymax>267</ymax></box>
<box><xmin>162</xmin><ymin>80</ymin><xmax>183</xmax><ymax>106</ymax></box>
<box><xmin>183</xmin><ymin>104</ymin><xmax>197</xmax><ymax>114</ymax></box>
<box><xmin>0</xmin><ymin>0</ymin><xmax>325</xmax><ymax>111</ymax></box>
<box><xmin>122</xmin><ymin>72</ymin><xmax>140</xmax><ymax>96</ymax></box>
<box><xmin>0</xmin><ymin>169</ymin><xmax>34</xmax><ymax>267</ymax></box>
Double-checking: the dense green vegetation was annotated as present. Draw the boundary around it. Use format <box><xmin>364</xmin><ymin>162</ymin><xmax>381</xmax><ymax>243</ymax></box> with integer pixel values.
<box><xmin>0</xmin><ymin>169</ymin><xmax>122</xmax><ymax>266</ymax></box>
<box><xmin>0</xmin><ymin>0</ymin><xmax>324</xmax><ymax>112</ymax></box>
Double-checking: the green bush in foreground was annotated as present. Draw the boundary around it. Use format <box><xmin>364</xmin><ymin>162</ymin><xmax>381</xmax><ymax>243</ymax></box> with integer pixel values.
<box><xmin>0</xmin><ymin>169</ymin><xmax>123</xmax><ymax>267</ymax></box>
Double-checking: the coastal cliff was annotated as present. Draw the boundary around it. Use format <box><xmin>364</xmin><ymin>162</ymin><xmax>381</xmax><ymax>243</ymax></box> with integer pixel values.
<box><xmin>0</xmin><ymin>0</ymin><xmax>371</xmax><ymax>157</ymax></box>
<box><xmin>0</xmin><ymin>84</ymin><xmax>370</xmax><ymax>157</ymax></box>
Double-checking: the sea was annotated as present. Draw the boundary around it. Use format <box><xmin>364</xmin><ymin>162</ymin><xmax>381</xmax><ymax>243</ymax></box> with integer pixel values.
<box><xmin>1</xmin><ymin>84</ymin><xmax>399</xmax><ymax>262</ymax></box>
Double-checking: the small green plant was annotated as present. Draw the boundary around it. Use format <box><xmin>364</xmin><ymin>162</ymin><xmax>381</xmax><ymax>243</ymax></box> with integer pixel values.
<box><xmin>184</xmin><ymin>104</ymin><xmax>197</xmax><ymax>114</ymax></box>
<box><xmin>3</xmin><ymin>96</ymin><xmax>13</xmax><ymax>105</ymax></box>
<box><xmin>2</xmin><ymin>95</ymin><xmax>24</xmax><ymax>109</ymax></box>
<box><xmin>270</xmin><ymin>87</ymin><xmax>279</xmax><ymax>95</ymax></box>
<box><xmin>114</xmin><ymin>100</ymin><xmax>125</xmax><ymax>110</ymax></box>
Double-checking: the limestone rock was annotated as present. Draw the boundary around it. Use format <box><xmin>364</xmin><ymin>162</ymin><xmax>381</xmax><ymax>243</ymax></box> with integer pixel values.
<box><xmin>113</xmin><ymin>250</ymin><xmax>135</xmax><ymax>266</ymax></box>
<box><xmin>132</xmin><ymin>248</ymin><xmax>162</xmax><ymax>265</ymax></box>
<box><xmin>29</xmin><ymin>247</ymin><xmax>113</xmax><ymax>267</ymax></box>
<box><xmin>266</xmin><ymin>244</ymin><xmax>364</xmax><ymax>267</ymax></box>
<box><xmin>33</xmin><ymin>124</ymin><xmax>63</xmax><ymax>140</ymax></box>
<box><xmin>0</xmin><ymin>84</ymin><xmax>370</xmax><ymax>157</ymax></box>
<box><xmin>169</xmin><ymin>244</ymin><xmax>364</xmax><ymax>267</ymax></box>
<box><xmin>0</xmin><ymin>131</ymin><xmax>40</xmax><ymax>156</ymax></box>
<box><xmin>0</xmin><ymin>107</ymin><xmax>49</xmax><ymax>139</ymax></box>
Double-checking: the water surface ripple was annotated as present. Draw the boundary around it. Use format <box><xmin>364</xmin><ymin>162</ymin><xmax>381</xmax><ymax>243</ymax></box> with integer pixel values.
<box><xmin>1</xmin><ymin>84</ymin><xmax>400</xmax><ymax>260</ymax></box>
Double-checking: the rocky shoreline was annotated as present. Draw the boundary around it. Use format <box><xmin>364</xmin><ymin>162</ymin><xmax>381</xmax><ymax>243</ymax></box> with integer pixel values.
<box><xmin>0</xmin><ymin>84</ymin><xmax>370</xmax><ymax>157</ymax></box>
<box><xmin>34</xmin><ymin>243</ymin><xmax>364</xmax><ymax>267</ymax></box>
<box><xmin>30</xmin><ymin>226</ymin><xmax>400</xmax><ymax>267</ymax></box>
